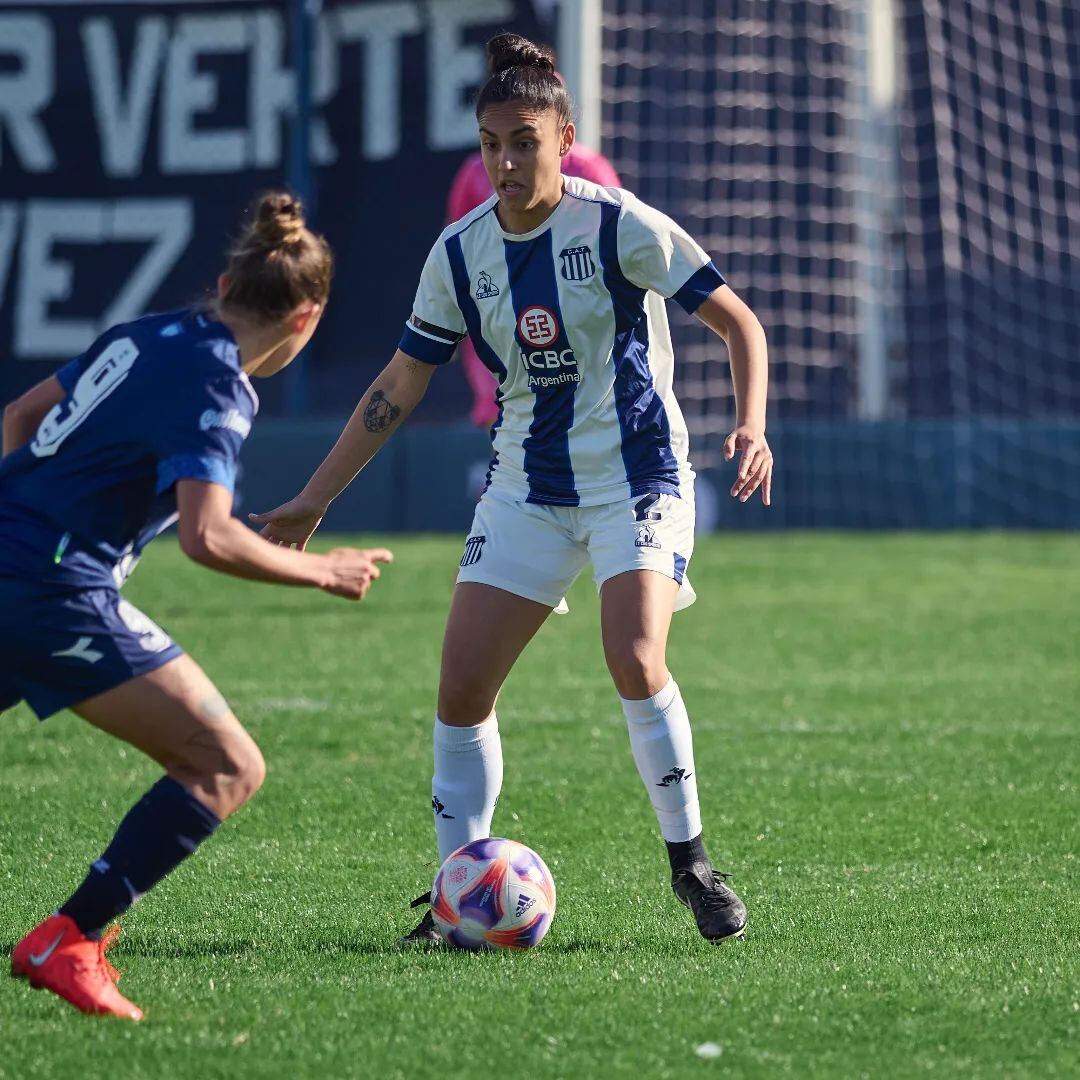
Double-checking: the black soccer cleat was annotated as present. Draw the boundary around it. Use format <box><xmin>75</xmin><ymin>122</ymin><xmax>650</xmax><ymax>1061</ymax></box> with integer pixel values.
<box><xmin>397</xmin><ymin>892</ymin><xmax>444</xmax><ymax>948</ymax></box>
<box><xmin>671</xmin><ymin>861</ymin><xmax>748</xmax><ymax>942</ymax></box>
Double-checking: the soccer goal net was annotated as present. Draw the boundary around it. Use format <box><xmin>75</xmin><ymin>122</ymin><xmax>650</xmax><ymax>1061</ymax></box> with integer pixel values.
<box><xmin>596</xmin><ymin>0</ymin><xmax>1080</xmax><ymax>526</ymax></box>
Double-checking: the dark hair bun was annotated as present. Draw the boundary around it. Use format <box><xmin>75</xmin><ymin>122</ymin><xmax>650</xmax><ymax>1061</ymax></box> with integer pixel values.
<box><xmin>486</xmin><ymin>33</ymin><xmax>556</xmax><ymax>77</ymax></box>
<box><xmin>252</xmin><ymin>191</ymin><xmax>306</xmax><ymax>247</ymax></box>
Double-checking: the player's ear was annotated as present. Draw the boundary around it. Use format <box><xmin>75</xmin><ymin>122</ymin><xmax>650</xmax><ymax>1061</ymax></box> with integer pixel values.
<box><xmin>217</xmin><ymin>273</ymin><xmax>230</xmax><ymax>298</ymax></box>
<box><xmin>290</xmin><ymin>302</ymin><xmax>321</xmax><ymax>335</ymax></box>
<box><xmin>559</xmin><ymin>121</ymin><xmax>575</xmax><ymax>158</ymax></box>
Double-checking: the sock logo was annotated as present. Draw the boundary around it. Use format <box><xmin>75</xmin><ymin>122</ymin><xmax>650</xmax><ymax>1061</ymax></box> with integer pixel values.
<box><xmin>657</xmin><ymin>765</ymin><xmax>692</xmax><ymax>788</ymax></box>
<box><xmin>515</xmin><ymin>893</ymin><xmax>536</xmax><ymax>918</ymax></box>
<box><xmin>432</xmin><ymin>795</ymin><xmax>455</xmax><ymax>820</ymax></box>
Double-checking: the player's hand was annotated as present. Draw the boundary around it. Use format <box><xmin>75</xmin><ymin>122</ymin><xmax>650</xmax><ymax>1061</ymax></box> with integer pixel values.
<box><xmin>723</xmin><ymin>425</ymin><xmax>773</xmax><ymax>506</ymax></box>
<box><xmin>248</xmin><ymin>495</ymin><xmax>327</xmax><ymax>549</ymax></box>
<box><xmin>318</xmin><ymin>547</ymin><xmax>394</xmax><ymax>601</ymax></box>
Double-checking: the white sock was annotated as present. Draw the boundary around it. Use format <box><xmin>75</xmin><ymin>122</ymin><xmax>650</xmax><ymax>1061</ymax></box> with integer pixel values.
<box><xmin>620</xmin><ymin>677</ymin><xmax>702</xmax><ymax>843</ymax></box>
<box><xmin>431</xmin><ymin>714</ymin><xmax>503</xmax><ymax>861</ymax></box>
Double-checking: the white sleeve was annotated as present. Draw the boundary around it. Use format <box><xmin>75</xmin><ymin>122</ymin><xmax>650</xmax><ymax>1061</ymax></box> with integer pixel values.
<box><xmin>398</xmin><ymin>239</ymin><xmax>467</xmax><ymax>365</ymax></box>
<box><xmin>616</xmin><ymin>194</ymin><xmax>726</xmax><ymax>313</ymax></box>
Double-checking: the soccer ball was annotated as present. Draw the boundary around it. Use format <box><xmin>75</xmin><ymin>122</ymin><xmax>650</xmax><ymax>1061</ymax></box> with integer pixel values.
<box><xmin>430</xmin><ymin>837</ymin><xmax>556</xmax><ymax>950</ymax></box>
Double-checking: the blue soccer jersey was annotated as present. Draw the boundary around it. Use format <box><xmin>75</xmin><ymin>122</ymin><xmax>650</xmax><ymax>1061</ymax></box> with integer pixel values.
<box><xmin>0</xmin><ymin>309</ymin><xmax>257</xmax><ymax>589</ymax></box>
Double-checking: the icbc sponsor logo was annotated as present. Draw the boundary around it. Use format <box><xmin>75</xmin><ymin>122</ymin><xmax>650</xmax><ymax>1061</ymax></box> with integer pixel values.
<box><xmin>517</xmin><ymin>306</ymin><xmax>560</xmax><ymax>347</ymax></box>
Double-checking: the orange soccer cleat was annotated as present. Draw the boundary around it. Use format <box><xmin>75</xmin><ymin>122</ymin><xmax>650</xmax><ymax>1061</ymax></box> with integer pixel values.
<box><xmin>10</xmin><ymin>914</ymin><xmax>143</xmax><ymax>1020</ymax></box>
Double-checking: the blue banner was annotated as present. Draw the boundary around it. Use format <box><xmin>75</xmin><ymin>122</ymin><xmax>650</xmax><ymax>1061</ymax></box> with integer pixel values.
<box><xmin>0</xmin><ymin>0</ymin><xmax>553</xmax><ymax>417</ymax></box>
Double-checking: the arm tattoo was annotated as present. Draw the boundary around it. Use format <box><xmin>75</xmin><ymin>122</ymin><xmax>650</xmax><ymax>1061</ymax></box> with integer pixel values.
<box><xmin>364</xmin><ymin>389</ymin><xmax>402</xmax><ymax>433</ymax></box>
<box><xmin>404</xmin><ymin>356</ymin><xmax>421</xmax><ymax>376</ymax></box>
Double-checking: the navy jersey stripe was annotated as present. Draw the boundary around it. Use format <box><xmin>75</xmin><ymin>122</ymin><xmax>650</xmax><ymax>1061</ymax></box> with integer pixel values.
<box><xmin>444</xmin><ymin>234</ymin><xmax>508</xmax><ymax>380</ymax></box>
<box><xmin>482</xmin><ymin>389</ymin><xmax>506</xmax><ymax>495</ymax></box>
<box><xmin>597</xmin><ymin>202</ymin><xmax>680</xmax><ymax>496</ymax></box>
<box><xmin>504</xmin><ymin>231</ymin><xmax>579</xmax><ymax>506</ymax></box>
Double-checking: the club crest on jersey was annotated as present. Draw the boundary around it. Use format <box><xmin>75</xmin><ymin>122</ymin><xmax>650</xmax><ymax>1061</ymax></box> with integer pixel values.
<box><xmin>559</xmin><ymin>245</ymin><xmax>596</xmax><ymax>282</ymax></box>
<box><xmin>475</xmin><ymin>270</ymin><xmax>500</xmax><ymax>300</ymax></box>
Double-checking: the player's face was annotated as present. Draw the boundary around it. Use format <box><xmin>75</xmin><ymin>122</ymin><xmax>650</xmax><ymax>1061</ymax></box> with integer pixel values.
<box><xmin>478</xmin><ymin>104</ymin><xmax>573</xmax><ymax>212</ymax></box>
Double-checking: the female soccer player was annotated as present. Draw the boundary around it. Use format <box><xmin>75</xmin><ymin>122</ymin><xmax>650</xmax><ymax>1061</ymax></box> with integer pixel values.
<box><xmin>253</xmin><ymin>35</ymin><xmax>773</xmax><ymax>945</ymax></box>
<box><xmin>445</xmin><ymin>53</ymin><xmax>620</xmax><ymax>428</ymax></box>
<box><xmin>1</xmin><ymin>192</ymin><xmax>391</xmax><ymax>1019</ymax></box>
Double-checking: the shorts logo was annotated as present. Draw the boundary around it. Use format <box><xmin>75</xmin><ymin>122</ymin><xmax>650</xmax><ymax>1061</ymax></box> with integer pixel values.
<box><xmin>560</xmin><ymin>246</ymin><xmax>596</xmax><ymax>282</ymax></box>
<box><xmin>517</xmin><ymin>306</ymin><xmax>559</xmax><ymax>347</ymax></box>
<box><xmin>51</xmin><ymin>637</ymin><xmax>104</xmax><ymax>665</ymax></box>
<box><xmin>475</xmin><ymin>270</ymin><xmax>500</xmax><ymax>300</ymax></box>
<box><xmin>460</xmin><ymin>535</ymin><xmax>486</xmax><ymax>567</ymax></box>
<box><xmin>635</xmin><ymin>523</ymin><xmax>661</xmax><ymax>549</ymax></box>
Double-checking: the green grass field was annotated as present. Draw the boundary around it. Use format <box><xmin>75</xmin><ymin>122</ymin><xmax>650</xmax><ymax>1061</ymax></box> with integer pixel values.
<box><xmin>1</xmin><ymin>533</ymin><xmax>1077</xmax><ymax>1078</ymax></box>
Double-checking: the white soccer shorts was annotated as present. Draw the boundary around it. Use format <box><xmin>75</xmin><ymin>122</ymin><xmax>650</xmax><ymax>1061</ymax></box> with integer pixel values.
<box><xmin>456</xmin><ymin>487</ymin><xmax>697</xmax><ymax>612</ymax></box>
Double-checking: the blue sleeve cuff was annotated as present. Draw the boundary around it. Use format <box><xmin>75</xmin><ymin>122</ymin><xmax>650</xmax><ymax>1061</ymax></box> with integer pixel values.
<box><xmin>399</xmin><ymin>324</ymin><xmax>456</xmax><ymax>366</ymax></box>
<box><xmin>55</xmin><ymin>357</ymin><xmax>84</xmax><ymax>393</ymax></box>
<box><xmin>672</xmin><ymin>262</ymin><xmax>726</xmax><ymax>314</ymax></box>
<box><xmin>156</xmin><ymin>454</ymin><xmax>236</xmax><ymax>495</ymax></box>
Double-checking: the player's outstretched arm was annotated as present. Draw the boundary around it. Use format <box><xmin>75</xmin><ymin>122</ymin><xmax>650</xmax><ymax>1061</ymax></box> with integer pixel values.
<box><xmin>694</xmin><ymin>285</ymin><xmax>773</xmax><ymax>506</ymax></box>
<box><xmin>249</xmin><ymin>349</ymin><xmax>436</xmax><ymax>547</ymax></box>
<box><xmin>2</xmin><ymin>376</ymin><xmax>65</xmax><ymax>457</ymax></box>
<box><xmin>178</xmin><ymin>479</ymin><xmax>392</xmax><ymax>600</ymax></box>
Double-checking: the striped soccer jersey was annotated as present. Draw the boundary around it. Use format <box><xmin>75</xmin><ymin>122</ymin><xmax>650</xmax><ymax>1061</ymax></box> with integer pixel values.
<box><xmin>399</xmin><ymin>176</ymin><xmax>725</xmax><ymax>507</ymax></box>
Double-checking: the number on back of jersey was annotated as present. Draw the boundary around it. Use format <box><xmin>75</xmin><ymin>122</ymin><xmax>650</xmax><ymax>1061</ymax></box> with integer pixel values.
<box><xmin>31</xmin><ymin>338</ymin><xmax>139</xmax><ymax>458</ymax></box>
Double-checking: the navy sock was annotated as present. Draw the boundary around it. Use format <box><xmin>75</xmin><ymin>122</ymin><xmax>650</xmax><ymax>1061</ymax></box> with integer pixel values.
<box><xmin>666</xmin><ymin>832</ymin><xmax>708</xmax><ymax>875</ymax></box>
<box><xmin>60</xmin><ymin>777</ymin><xmax>221</xmax><ymax>936</ymax></box>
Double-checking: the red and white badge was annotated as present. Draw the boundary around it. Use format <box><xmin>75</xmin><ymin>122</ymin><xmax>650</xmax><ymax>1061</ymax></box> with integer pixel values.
<box><xmin>517</xmin><ymin>306</ymin><xmax>560</xmax><ymax>347</ymax></box>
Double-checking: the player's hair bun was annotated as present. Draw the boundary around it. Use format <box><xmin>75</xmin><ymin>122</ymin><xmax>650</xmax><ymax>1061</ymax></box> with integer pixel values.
<box><xmin>486</xmin><ymin>33</ymin><xmax>556</xmax><ymax>77</ymax></box>
<box><xmin>476</xmin><ymin>35</ymin><xmax>570</xmax><ymax>125</ymax></box>
<box><xmin>251</xmin><ymin>191</ymin><xmax>306</xmax><ymax>248</ymax></box>
<box><xmin>221</xmin><ymin>189</ymin><xmax>332</xmax><ymax>322</ymax></box>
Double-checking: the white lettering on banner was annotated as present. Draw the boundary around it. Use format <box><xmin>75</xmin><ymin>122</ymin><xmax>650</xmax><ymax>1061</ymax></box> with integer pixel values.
<box><xmin>250</xmin><ymin>10</ymin><xmax>294</xmax><ymax>169</ymax></box>
<box><xmin>2</xmin><ymin>3</ymin><xmax>529</xmax><ymax>177</ymax></box>
<box><xmin>428</xmin><ymin>0</ymin><xmax>513</xmax><ymax>151</ymax></box>
<box><xmin>161</xmin><ymin>15</ymin><xmax>249</xmax><ymax>173</ymax></box>
<box><xmin>82</xmin><ymin>16</ymin><xmax>169</xmax><ymax>179</ymax></box>
<box><xmin>12</xmin><ymin>200</ymin><xmax>193</xmax><ymax>357</ymax></box>
<box><xmin>335</xmin><ymin>1</ymin><xmax>422</xmax><ymax>161</ymax></box>
<box><xmin>0</xmin><ymin>14</ymin><xmax>57</xmax><ymax>171</ymax></box>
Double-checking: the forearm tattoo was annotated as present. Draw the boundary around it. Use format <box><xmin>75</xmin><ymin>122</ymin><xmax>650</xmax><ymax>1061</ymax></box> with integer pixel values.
<box><xmin>364</xmin><ymin>389</ymin><xmax>402</xmax><ymax>433</ymax></box>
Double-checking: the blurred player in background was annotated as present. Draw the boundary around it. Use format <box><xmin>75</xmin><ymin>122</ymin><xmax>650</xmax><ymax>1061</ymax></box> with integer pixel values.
<box><xmin>446</xmin><ymin>55</ymin><xmax>620</xmax><ymax>428</ymax></box>
<box><xmin>254</xmin><ymin>35</ymin><xmax>772</xmax><ymax>947</ymax></box>
<box><xmin>1</xmin><ymin>193</ymin><xmax>391</xmax><ymax>1020</ymax></box>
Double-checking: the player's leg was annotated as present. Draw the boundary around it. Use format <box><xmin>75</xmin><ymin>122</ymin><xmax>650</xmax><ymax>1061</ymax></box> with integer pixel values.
<box><xmin>11</xmin><ymin>654</ymin><xmax>263</xmax><ymax>1018</ymax></box>
<box><xmin>592</xmin><ymin>494</ymin><xmax>747</xmax><ymax>942</ymax></box>
<box><xmin>403</xmin><ymin>493</ymin><xmax>585</xmax><ymax>945</ymax></box>
<box><xmin>433</xmin><ymin>582</ymin><xmax>553</xmax><ymax>856</ymax></box>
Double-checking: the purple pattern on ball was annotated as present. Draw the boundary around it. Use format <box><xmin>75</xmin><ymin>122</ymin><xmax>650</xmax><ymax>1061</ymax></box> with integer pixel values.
<box><xmin>457</xmin><ymin>837</ymin><xmax>507</xmax><ymax>862</ymax></box>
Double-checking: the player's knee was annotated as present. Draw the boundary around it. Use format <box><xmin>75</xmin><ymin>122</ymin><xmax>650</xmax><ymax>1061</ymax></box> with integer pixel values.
<box><xmin>437</xmin><ymin>676</ymin><xmax>497</xmax><ymax>727</ymax></box>
<box><xmin>605</xmin><ymin>639</ymin><xmax>667</xmax><ymax>700</ymax></box>
<box><xmin>187</xmin><ymin>731</ymin><xmax>265</xmax><ymax>817</ymax></box>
